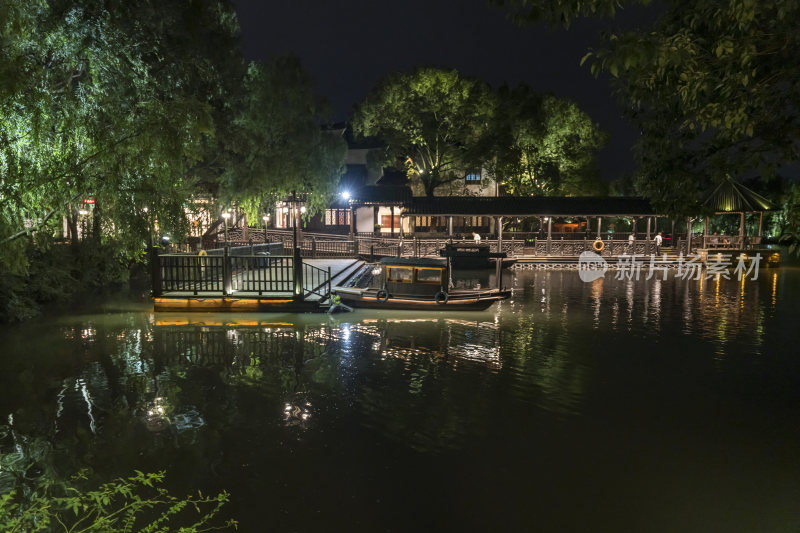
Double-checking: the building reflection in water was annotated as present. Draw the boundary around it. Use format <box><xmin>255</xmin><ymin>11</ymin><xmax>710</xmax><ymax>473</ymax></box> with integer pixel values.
<box><xmin>511</xmin><ymin>268</ymin><xmax>776</xmax><ymax>355</ymax></box>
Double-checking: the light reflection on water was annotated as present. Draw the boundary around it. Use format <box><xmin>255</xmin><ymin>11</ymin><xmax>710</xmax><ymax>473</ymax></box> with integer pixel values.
<box><xmin>0</xmin><ymin>267</ymin><xmax>799</xmax><ymax>532</ymax></box>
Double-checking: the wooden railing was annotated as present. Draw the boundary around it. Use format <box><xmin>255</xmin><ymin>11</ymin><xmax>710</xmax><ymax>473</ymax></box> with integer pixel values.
<box><xmin>303</xmin><ymin>263</ymin><xmax>332</xmax><ymax>301</ymax></box>
<box><xmin>230</xmin><ymin>255</ymin><xmax>294</xmax><ymax>294</ymax></box>
<box><xmin>159</xmin><ymin>254</ymin><xmax>225</xmax><ymax>294</ymax></box>
<box><xmin>698</xmin><ymin>235</ymin><xmax>758</xmax><ymax>248</ymax></box>
<box><xmin>153</xmin><ymin>250</ymin><xmax>331</xmax><ymax>302</ymax></box>
<box><xmin>301</xmin><ymin>238</ymin><xmax>355</xmax><ymax>258</ymax></box>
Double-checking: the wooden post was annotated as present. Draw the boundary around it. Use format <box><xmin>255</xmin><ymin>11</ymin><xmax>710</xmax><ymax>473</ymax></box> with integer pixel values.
<box><xmin>497</xmin><ymin>216</ymin><xmax>503</xmax><ymax>254</ymax></box>
<box><xmin>223</xmin><ymin>246</ymin><xmax>232</xmax><ymax>296</ymax></box>
<box><xmin>448</xmin><ymin>216</ymin><xmax>453</xmax><ymax>237</ymax></box>
<box><xmin>150</xmin><ymin>246</ymin><xmax>162</xmax><ymax>297</ymax></box>
<box><xmin>399</xmin><ymin>216</ymin><xmax>404</xmax><ymax>255</ymax></box>
<box><xmin>596</xmin><ymin>216</ymin><xmax>602</xmax><ymax>239</ymax></box>
<box><xmin>646</xmin><ymin>217</ymin><xmax>652</xmax><ymax>255</ymax></box>
<box><xmin>293</xmin><ymin>248</ymin><xmax>303</xmax><ymax>302</ymax></box>
<box><xmin>495</xmin><ymin>254</ymin><xmax>502</xmax><ymax>291</ymax></box>
<box><xmin>758</xmin><ymin>211</ymin><xmax>763</xmax><ymax>237</ymax></box>
<box><xmin>349</xmin><ymin>206</ymin><xmax>355</xmax><ymax>238</ymax></box>
<box><xmin>391</xmin><ymin>206</ymin><xmax>395</xmax><ymax>236</ymax></box>
<box><xmin>739</xmin><ymin>212</ymin><xmax>745</xmax><ymax>243</ymax></box>
<box><xmin>686</xmin><ymin>217</ymin><xmax>692</xmax><ymax>254</ymax></box>
<box><xmin>670</xmin><ymin>219</ymin><xmax>676</xmax><ymax>247</ymax></box>
<box><xmin>704</xmin><ymin>216</ymin><xmax>709</xmax><ymax>248</ymax></box>
<box><xmin>546</xmin><ymin>216</ymin><xmax>552</xmax><ymax>255</ymax></box>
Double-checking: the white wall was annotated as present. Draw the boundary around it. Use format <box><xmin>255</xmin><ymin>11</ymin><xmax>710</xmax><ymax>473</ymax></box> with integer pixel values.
<box><xmin>355</xmin><ymin>206</ymin><xmax>373</xmax><ymax>233</ymax></box>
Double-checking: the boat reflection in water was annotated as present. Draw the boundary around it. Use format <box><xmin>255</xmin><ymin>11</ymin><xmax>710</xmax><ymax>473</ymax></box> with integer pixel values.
<box><xmin>350</xmin><ymin>317</ymin><xmax>502</xmax><ymax>370</ymax></box>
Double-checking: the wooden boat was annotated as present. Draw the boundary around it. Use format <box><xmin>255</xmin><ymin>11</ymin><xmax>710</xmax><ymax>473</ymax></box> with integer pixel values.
<box><xmin>439</xmin><ymin>243</ymin><xmax>517</xmax><ymax>270</ymax></box>
<box><xmin>334</xmin><ymin>257</ymin><xmax>510</xmax><ymax>311</ymax></box>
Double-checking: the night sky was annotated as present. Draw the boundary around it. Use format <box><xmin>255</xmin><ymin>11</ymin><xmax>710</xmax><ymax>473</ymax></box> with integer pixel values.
<box><xmin>234</xmin><ymin>0</ymin><xmax>652</xmax><ymax>181</ymax></box>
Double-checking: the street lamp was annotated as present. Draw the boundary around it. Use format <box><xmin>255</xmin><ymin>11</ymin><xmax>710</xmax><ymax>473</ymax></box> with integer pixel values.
<box><xmin>340</xmin><ymin>191</ymin><xmax>350</xmax><ymax>201</ymax></box>
<box><xmin>262</xmin><ymin>214</ymin><xmax>269</xmax><ymax>242</ymax></box>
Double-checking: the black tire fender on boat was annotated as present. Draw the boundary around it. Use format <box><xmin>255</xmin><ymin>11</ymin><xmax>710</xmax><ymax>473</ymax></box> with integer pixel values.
<box><xmin>376</xmin><ymin>289</ymin><xmax>390</xmax><ymax>303</ymax></box>
<box><xmin>435</xmin><ymin>291</ymin><xmax>449</xmax><ymax>305</ymax></box>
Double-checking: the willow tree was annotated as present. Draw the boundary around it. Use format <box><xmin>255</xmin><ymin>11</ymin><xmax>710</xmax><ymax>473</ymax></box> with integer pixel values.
<box><xmin>0</xmin><ymin>1</ymin><xmax>346</xmax><ymax>275</ymax></box>
<box><xmin>0</xmin><ymin>0</ymin><xmax>245</xmax><ymax>271</ymax></box>
<box><xmin>484</xmin><ymin>85</ymin><xmax>607</xmax><ymax>196</ymax></box>
<box><xmin>351</xmin><ymin>67</ymin><xmax>495</xmax><ymax>197</ymax></box>
<box><xmin>494</xmin><ymin>0</ymin><xmax>800</xmax><ymax>217</ymax></box>
<box><xmin>217</xmin><ymin>56</ymin><xmax>347</xmax><ymax>219</ymax></box>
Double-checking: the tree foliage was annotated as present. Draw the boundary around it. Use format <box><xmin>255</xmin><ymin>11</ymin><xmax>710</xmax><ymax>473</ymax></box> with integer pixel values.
<box><xmin>485</xmin><ymin>85</ymin><xmax>607</xmax><ymax>196</ymax></box>
<box><xmin>0</xmin><ymin>0</ymin><xmax>345</xmax><ymax>275</ymax></box>
<box><xmin>494</xmin><ymin>0</ymin><xmax>800</xmax><ymax>217</ymax></box>
<box><xmin>0</xmin><ymin>0</ymin><xmax>241</xmax><ymax>269</ymax></box>
<box><xmin>351</xmin><ymin>67</ymin><xmax>605</xmax><ymax>197</ymax></box>
<box><xmin>0</xmin><ymin>468</ymin><xmax>236</xmax><ymax>532</ymax></box>
<box><xmin>217</xmin><ymin>57</ymin><xmax>346</xmax><ymax>219</ymax></box>
<box><xmin>351</xmin><ymin>67</ymin><xmax>495</xmax><ymax>197</ymax></box>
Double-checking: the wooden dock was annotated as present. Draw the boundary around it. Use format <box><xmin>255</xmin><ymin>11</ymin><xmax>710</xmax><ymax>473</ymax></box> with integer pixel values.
<box><xmin>153</xmin><ymin>251</ymin><xmax>364</xmax><ymax>312</ymax></box>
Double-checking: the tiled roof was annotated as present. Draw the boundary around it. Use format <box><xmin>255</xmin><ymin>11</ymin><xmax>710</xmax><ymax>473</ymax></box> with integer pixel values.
<box><xmin>703</xmin><ymin>175</ymin><xmax>775</xmax><ymax>212</ymax></box>
<box><xmin>403</xmin><ymin>196</ymin><xmax>657</xmax><ymax>216</ymax></box>
<box><xmin>376</xmin><ymin>168</ymin><xmax>409</xmax><ymax>187</ymax></box>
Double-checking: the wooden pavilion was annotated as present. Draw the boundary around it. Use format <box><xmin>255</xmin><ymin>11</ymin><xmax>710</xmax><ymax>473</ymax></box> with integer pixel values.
<box><xmin>699</xmin><ymin>175</ymin><xmax>775</xmax><ymax>250</ymax></box>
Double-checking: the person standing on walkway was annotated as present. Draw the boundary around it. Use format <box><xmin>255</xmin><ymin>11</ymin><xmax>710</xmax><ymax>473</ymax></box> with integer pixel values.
<box><xmin>472</xmin><ymin>232</ymin><xmax>481</xmax><ymax>243</ymax></box>
<box><xmin>654</xmin><ymin>232</ymin><xmax>663</xmax><ymax>254</ymax></box>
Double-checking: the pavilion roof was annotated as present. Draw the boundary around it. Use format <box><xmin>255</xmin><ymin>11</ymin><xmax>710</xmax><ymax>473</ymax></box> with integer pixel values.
<box><xmin>403</xmin><ymin>196</ymin><xmax>656</xmax><ymax>217</ymax></box>
<box><xmin>703</xmin><ymin>175</ymin><xmax>775</xmax><ymax>212</ymax></box>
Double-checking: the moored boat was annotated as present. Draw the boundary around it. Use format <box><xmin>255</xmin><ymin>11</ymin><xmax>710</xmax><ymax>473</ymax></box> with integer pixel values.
<box><xmin>439</xmin><ymin>243</ymin><xmax>517</xmax><ymax>269</ymax></box>
<box><xmin>334</xmin><ymin>257</ymin><xmax>510</xmax><ymax>311</ymax></box>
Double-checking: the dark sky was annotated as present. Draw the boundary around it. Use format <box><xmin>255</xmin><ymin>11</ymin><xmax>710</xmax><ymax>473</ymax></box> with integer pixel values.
<box><xmin>233</xmin><ymin>0</ymin><xmax>648</xmax><ymax>180</ymax></box>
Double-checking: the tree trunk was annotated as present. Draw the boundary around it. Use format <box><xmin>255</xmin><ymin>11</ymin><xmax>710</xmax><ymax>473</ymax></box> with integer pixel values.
<box><xmin>67</xmin><ymin>210</ymin><xmax>79</xmax><ymax>247</ymax></box>
<box><xmin>92</xmin><ymin>202</ymin><xmax>102</xmax><ymax>241</ymax></box>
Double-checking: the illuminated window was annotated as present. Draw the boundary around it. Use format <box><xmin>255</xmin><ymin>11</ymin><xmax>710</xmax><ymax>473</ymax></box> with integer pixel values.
<box><xmin>324</xmin><ymin>209</ymin><xmax>351</xmax><ymax>225</ymax></box>
<box><xmin>381</xmin><ymin>214</ymin><xmax>401</xmax><ymax>228</ymax></box>
<box><xmin>465</xmin><ymin>172</ymin><xmax>481</xmax><ymax>183</ymax></box>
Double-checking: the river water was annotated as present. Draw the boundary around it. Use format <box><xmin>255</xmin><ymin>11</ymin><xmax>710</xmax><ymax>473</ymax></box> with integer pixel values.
<box><xmin>1</xmin><ymin>264</ymin><xmax>799</xmax><ymax>532</ymax></box>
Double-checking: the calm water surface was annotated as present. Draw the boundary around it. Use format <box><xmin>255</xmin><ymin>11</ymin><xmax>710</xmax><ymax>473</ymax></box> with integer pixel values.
<box><xmin>1</xmin><ymin>266</ymin><xmax>800</xmax><ymax>532</ymax></box>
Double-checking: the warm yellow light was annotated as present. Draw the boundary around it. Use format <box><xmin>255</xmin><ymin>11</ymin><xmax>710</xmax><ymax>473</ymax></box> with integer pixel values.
<box><xmin>221</xmin><ymin>212</ymin><xmax>231</xmax><ymax>219</ymax></box>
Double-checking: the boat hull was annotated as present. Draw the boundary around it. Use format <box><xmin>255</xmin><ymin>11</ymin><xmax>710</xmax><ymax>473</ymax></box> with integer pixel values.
<box><xmin>335</xmin><ymin>288</ymin><xmax>510</xmax><ymax>311</ymax></box>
